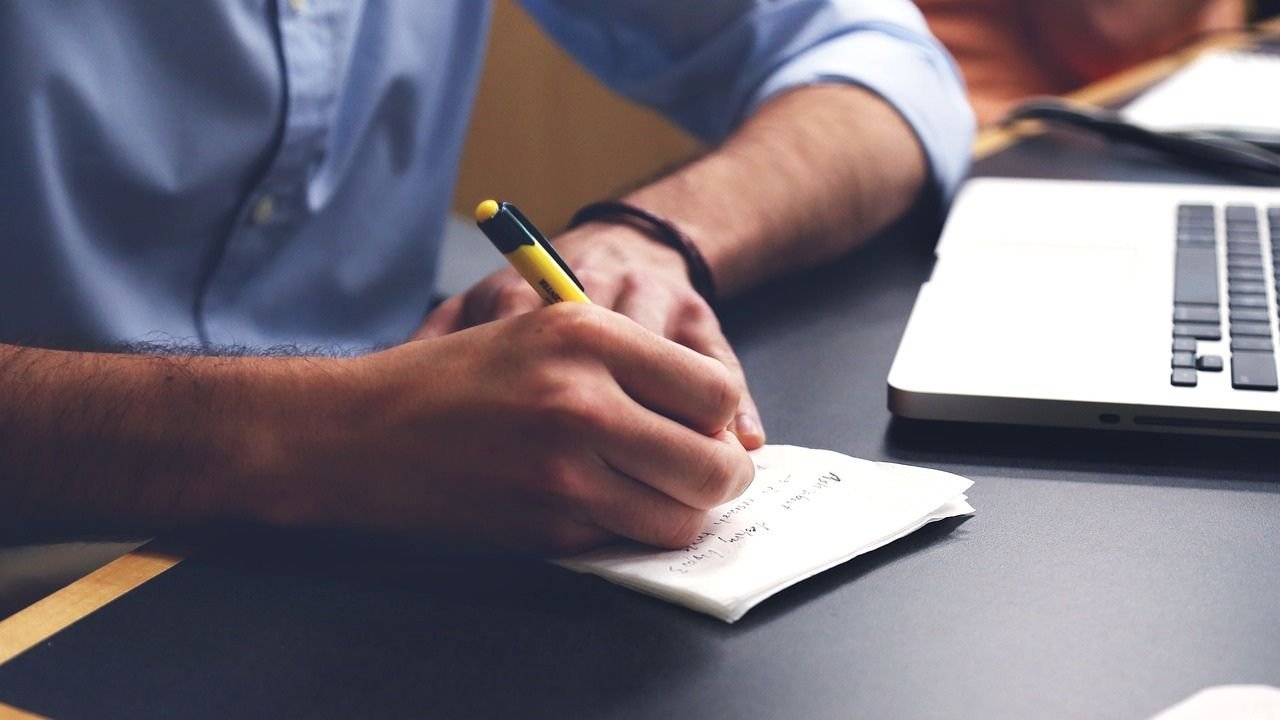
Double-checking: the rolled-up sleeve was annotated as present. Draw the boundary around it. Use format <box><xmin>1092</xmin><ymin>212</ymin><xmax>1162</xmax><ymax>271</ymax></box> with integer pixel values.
<box><xmin>520</xmin><ymin>0</ymin><xmax>975</xmax><ymax>201</ymax></box>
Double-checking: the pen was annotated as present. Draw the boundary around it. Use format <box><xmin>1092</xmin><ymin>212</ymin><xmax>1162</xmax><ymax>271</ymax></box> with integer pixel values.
<box><xmin>474</xmin><ymin>199</ymin><xmax>591</xmax><ymax>304</ymax></box>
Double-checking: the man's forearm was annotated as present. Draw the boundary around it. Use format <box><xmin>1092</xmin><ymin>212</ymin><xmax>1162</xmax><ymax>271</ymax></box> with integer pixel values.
<box><xmin>621</xmin><ymin>84</ymin><xmax>927</xmax><ymax>298</ymax></box>
<box><xmin>0</xmin><ymin>344</ymin><xmax>332</xmax><ymax>534</ymax></box>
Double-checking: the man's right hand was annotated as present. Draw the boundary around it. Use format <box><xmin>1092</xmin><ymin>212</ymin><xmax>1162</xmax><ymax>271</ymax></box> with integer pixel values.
<box><xmin>277</xmin><ymin>302</ymin><xmax>755</xmax><ymax>555</ymax></box>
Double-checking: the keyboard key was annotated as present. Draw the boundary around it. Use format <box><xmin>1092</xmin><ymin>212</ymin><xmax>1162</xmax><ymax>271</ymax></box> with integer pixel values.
<box><xmin>1230</xmin><ymin>295</ymin><xmax>1268</xmax><ymax>309</ymax></box>
<box><xmin>1179</xmin><ymin>238</ymin><xmax>1216</xmax><ymax>249</ymax></box>
<box><xmin>1179</xmin><ymin>221</ymin><xmax>1217</xmax><ymax>234</ymax></box>
<box><xmin>1225</xmin><ymin>205</ymin><xmax>1258</xmax><ymax>222</ymax></box>
<box><xmin>1172</xmin><ymin>351</ymin><xmax>1196</xmax><ymax>368</ymax></box>
<box><xmin>1229</xmin><ymin>281</ymin><xmax>1267</xmax><ymax>295</ymax></box>
<box><xmin>1231</xmin><ymin>308</ymin><xmax>1271</xmax><ymax>323</ymax></box>
<box><xmin>1231</xmin><ymin>321</ymin><xmax>1274</xmax><ymax>337</ymax></box>
<box><xmin>1179</xmin><ymin>226</ymin><xmax>1216</xmax><ymax>240</ymax></box>
<box><xmin>1197</xmin><ymin>354</ymin><xmax>1224</xmax><ymax>372</ymax></box>
<box><xmin>1173</xmin><ymin>305</ymin><xmax>1220</xmax><ymax>323</ymax></box>
<box><xmin>1232</xmin><ymin>336</ymin><xmax>1275</xmax><ymax>352</ymax></box>
<box><xmin>1172</xmin><ymin>337</ymin><xmax>1197</xmax><ymax>353</ymax></box>
<box><xmin>1233</xmin><ymin>245</ymin><xmax>1264</xmax><ymax>258</ymax></box>
<box><xmin>1227</xmin><ymin>255</ymin><xmax>1263</xmax><ymax>270</ymax></box>
<box><xmin>1228</xmin><ymin>268</ymin><xmax>1266</xmax><ymax>282</ymax></box>
<box><xmin>1231</xmin><ymin>351</ymin><xmax>1279</xmax><ymax>391</ymax></box>
<box><xmin>1174</xmin><ymin>247</ymin><xmax>1219</xmax><ymax>305</ymax></box>
<box><xmin>1173</xmin><ymin>322</ymin><xmax>1222</xmax><ymax>340</ymax></box>
<box><xmin>1171</xmin><ymin>368</ymin><xmax>1198</xmax><ymax>387</ymax></box>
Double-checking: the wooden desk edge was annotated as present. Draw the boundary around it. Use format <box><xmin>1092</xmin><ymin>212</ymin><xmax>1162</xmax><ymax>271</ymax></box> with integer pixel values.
<box><xmin>0</xmin><ymin>544</ymin><xmax>181</xmax><ymax>666</ymax></box>
<box><xmin>0</xmin><ymin>18</ymin><xmax>1275</xmax><ymax>673</ymax></box>
<box><xmin>0</xmin><ymin>703</ymin><xmax>51</xmax><ymax>720</ymax></box>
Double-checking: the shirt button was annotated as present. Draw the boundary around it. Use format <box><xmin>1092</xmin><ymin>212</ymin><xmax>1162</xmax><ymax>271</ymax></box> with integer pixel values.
<box><xmin>288</xmin><ymin>0</ymin><xmax>307</xmax><ymax>12</ymax></box>
<box><xmin>251</xmin><ymin>195</ymin><xmax>276</xmax><ymax>225</ymax></box>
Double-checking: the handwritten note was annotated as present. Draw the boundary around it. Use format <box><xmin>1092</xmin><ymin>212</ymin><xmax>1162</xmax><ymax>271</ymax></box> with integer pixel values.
<box><xmin>556</xmin><ymin>444</ymin><xmax>974</xmax><ymax>623</ymax></box>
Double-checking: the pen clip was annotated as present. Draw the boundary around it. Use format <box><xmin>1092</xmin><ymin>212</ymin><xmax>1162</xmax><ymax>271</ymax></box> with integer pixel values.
<box><xmin>505</xmin><ymin>203</ymin><xmax>586</xmax><ymax>293</ymax></box>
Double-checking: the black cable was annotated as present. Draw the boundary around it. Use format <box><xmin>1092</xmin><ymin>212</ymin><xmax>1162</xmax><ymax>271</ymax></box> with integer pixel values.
<box><xmin>1002</xmin><ymin>98</ymin><xmax>1280</xmax><ymax>183</ymax></box>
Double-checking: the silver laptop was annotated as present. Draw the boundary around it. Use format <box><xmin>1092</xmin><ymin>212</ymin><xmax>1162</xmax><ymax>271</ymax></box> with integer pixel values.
<box><xmin>888</xmin><ymin>178</ymin><xmax>1280</xmax><ymax>437</ymax></box>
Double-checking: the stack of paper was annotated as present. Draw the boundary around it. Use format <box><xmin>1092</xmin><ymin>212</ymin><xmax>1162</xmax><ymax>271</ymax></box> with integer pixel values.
<box><xmin>557</xmin><ymin>444</ymin><xmax>973</xmax><ymax>623</ymax></box>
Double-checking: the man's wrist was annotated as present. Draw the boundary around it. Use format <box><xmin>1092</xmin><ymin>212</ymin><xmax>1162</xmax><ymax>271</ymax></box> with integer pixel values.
<box><xmin>216</xmin><ymin>355</ymin><xmax>364</xmax><ymax>530</ymax></box>
<box><xmin>568</xmin><ymin>200</ymin><xmax>718</xmax><ymax>306</ymax></box>
<box><xmin>557</xmin><ymin>222</ymin><xmax>697</xmax><ymax>292</ymax></box>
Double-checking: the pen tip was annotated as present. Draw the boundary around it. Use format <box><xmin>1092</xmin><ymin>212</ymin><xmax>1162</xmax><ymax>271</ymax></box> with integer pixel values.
<box><xmin>475</xmin><ymin>199</ymin><xmax>500</xmax><ymax>223</ymax></box>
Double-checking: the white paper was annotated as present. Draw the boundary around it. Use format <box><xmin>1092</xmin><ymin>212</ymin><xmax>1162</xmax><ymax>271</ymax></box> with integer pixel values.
<box><xmin>1123</xmin><ymin>51</ymin><xmax>1280</xmax><ymax>136</ymax></box>
<box><xmin>1149</xmin><ymin>685</ymin><xmax>1280</xmax><ymax>720</ymax></box>
<box><xmin>556</xmin><ymin>444</ymin><xmax>973</xmax><ymax>623</ymax></box>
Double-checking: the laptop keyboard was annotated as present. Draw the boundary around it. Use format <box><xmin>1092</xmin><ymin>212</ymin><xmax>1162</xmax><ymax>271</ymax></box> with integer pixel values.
<box><xmin>1171</xmin><ymin>204</ymin><xmax>1280</xmax><ymax>390</ymax></box>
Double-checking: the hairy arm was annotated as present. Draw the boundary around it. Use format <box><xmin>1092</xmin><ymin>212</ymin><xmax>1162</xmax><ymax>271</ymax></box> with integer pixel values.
<box><xmin>0</xmin><ymin>305</ymin><xmax>753</xmax><ymax>554</ymax></box>
<box><xmin>0</xmin><ymin>343</ymin><xmax>326</xmax><ymax>535</ymax></box>
<box><xmin>616</xmin><ymin>84</ymin><xmax>927</xmax><ymax>298</ymax></box>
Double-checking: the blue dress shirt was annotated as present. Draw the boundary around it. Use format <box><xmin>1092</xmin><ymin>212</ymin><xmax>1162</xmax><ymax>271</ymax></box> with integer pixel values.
<box><xmin>0</xmin><ymin>0</ymin><xmax>972</xmax><ymax>352</ymax></box>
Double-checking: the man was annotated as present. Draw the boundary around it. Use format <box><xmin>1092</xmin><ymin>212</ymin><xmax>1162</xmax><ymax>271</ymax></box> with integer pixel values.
<box><xmin>0</xmin><ymin>2</ymin><xmax>972</xmax><ymax>554</ymax></box>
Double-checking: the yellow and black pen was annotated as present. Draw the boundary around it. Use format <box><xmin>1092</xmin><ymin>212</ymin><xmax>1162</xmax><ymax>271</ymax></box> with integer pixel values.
<box><xmin>474</xmin><ymin>199</ymin><xmax>591</xmax><ymax>305</ymax></box>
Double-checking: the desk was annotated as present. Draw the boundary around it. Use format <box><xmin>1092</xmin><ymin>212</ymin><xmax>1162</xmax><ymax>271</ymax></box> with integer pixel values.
<box><xmin>2</xmin><ymin>30</ymin><xmax>1279</xmax><ymax>720</ymax></box>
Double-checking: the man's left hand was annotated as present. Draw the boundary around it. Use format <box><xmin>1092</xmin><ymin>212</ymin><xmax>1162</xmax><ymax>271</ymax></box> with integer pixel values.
<box><xmin>417</xmin><ymin>222</ymin><xmax>765</xmax><ymax>450</ymax></box>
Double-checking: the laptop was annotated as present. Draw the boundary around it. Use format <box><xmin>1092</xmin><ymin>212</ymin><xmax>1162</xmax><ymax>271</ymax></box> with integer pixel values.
<box><xmin>887</xmin><ymin>177</ymin><xmax>1280</xmax><ymax>437</ymax></box>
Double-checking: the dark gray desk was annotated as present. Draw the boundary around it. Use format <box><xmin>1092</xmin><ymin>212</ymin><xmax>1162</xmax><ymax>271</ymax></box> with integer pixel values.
<box><xmin>1</xmin><ymin>133</ymin><xmax>1278</xmax><ymax>719</ymax></box>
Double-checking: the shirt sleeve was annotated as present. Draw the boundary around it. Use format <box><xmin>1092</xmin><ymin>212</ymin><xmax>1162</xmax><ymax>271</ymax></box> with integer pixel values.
<box><xmin>518</xmin><ymin>0</ymin><xmax>976</xmax><ymax>201</ymax></box>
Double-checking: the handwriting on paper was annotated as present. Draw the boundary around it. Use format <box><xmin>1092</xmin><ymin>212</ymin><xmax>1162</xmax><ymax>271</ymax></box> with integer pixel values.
<box><xmin>667</xmin><ymin>465</ymin><xmax>843</xmax><ymax>574</ymax></box>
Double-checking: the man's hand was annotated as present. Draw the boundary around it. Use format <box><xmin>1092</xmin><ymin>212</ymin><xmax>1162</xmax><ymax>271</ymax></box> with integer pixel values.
<box><xmin>417</xmin><ymin>223</ymin><xmax>766</xmax><ymax>450</ymax></box>
<box><xmin>302</xmin><ymin>303</ymin><xmax>755</xmax><ymax>555</ymax></box>
<box><xmin>0</xmin><ymin>306</ymin><xmax>753</xmax><ymax>555</ymax></box>
<box><xmin>418</xmin><ymin>84</ymin><xmax>931</xmax><ymax>455</ymax></box>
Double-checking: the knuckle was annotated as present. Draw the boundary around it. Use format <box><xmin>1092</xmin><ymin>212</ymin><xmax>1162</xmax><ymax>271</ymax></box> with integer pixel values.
<box><xmin>535</xmin><ymin>455</ymin><xmax>586</xmax><ymax>508</ymax></box>
<box><xmin>542</xmin><ymin>302</ymin><xmax>612</xmax><ymax>354</ymax></box>
<box><xmin>573</xmin><ymin>267</ymin><xmax>613</xmax><ymax>295</ymax></box>
<box><xmin>494</xmin><ymin>283</ymin><xmax>537</xmax><ymax>315</ymax></box>
<box><xmin>679</xmin><ymin>293</ymin><xmax>716</xmax><ymax>322</ymax></box>
<box><xmin>616</xmin><ymin>271</ymin><xmax>644</xmax><ymax>296</ymax></box>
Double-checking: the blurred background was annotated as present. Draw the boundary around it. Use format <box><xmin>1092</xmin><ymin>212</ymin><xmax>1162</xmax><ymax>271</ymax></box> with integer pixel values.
<box><xmin>453</xmin><ymin>0</ymin><xmax>1277</xmax><ymax>231</ymax></box>
<box><xmin>452</xmin><ymin>1</ymin><xmax>701</xmax><ymax>232</ymax></box>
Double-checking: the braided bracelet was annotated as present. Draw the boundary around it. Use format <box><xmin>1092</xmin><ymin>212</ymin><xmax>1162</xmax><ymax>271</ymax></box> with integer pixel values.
<box><xmin>567</xmin><ymin>201</ymin><xmax>718</xmax><ymax>307</ymax></box>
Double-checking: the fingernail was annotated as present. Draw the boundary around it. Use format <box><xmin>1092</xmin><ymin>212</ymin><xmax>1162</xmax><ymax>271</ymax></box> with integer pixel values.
<box><xmin>735</xmin><ymin>413</ymin><xmax>762</xmax><ymax>442</ymax></box>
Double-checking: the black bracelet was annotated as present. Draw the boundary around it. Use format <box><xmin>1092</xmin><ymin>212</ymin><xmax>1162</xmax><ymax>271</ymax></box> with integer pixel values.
<box><xmin>568</xmin><ymin>201</ymin><xmax>718</xmax><ymax>307</ymax></box>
